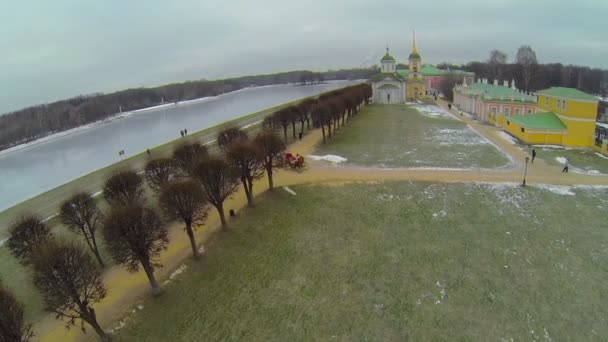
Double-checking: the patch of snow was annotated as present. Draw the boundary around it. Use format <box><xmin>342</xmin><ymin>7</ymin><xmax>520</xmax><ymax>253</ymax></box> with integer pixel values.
<box><xmin>41</xmin><ymin>213</ymin><xmax>58</xmax><ymax>223</ymax></box>
<box><xmin>137</xmin><ymin>304</ymin><xmax>144</xmax><ymax>310</ymax></box>
<box><xmin>432</xmin><ymin>210</ymin><xmax>447</xmax><ymax>218</ymax></box>
<box><xmin>241</xmin><ymin>120</ymin><xmax>263</xmax><ymax>130</ymax></box>
<box><xmin>532</xmin><ymin>184</ymin><xmax>576</xmax><ymax>196</ymax></box>
<box><xmin>506</xmin><ymin>231</ymin><xmax>511</xmax><ymax>235</ymax></box>
<box><xmin>0</xmin><ymin>238</ymin><xmax>7</xmax><ymax>247</ymax></box>
<box><xmin>283</xmin><ymin>186</ymin><xmax>297</xmax><ymax>195</ymax></box>
<box><xmin>204</xmin><ymin>139</ymin><xmax>217</xmax><ymax>146</ymax></box>
<box><xmin>555</xmin><ymin>157</ymin><xmax>568</xmax><ymax>165</ymax></box>
<box><xmin>91</xmin><ymin>191</ymin><xmax>103</xmax><ymax>198</ymax></box>
<box><xmin>595</xmin><ymin>152</ymin><xmax>608</xmax><ymax>160</ymax></box>
<box><xmin>534</xmin><ymin>144</ymin><xmax>565</xmax><ymax>149</ymax></box>
<box><xmin>498</xmin><ymin>131</ymin><xmax>518</xmax><ymax>145</ymax></box>
<box><xmin>308</xmin><ymin>154</ymin><xmax>347</xmax><ymax>164</ymax></box>
<box><xmin>162</xmin><ymin>264</ymin><xmax>188</xmax><ymax>285</ymax></box>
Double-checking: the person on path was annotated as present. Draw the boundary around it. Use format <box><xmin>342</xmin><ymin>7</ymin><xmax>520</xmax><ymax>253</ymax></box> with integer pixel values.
<box><xmin>298</xmin><ymin>132</ymin><xmax>303</xmax><ymax>140</ymax></box>
<box><xmin>448</xmin><ymin>103</ymin><xmax>452</xmax><ymax>110</ymax></box>
<box><xmin>184</xmin><ymin>128</ymin><xmax>188</xmax><ymax>135</ymax></box>
<box><xmin>531</xmin><ymin>149</ymin><xmax>536</xmax><ymax>163</ymax></box>
<box><xmin>180</xmin><ymin>130</ymin><xmax>184</xmax><ymax>137</ymax></box>
<box><xmin>562</xmin><ymin>157</ymin><xmax>569</xmax><ymax>173</ymax></box>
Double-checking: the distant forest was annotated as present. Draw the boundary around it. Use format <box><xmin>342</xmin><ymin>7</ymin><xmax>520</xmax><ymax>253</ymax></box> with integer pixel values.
<box><xmin>443</xmin><ymin>62</ymin><xmax>608</xmax><ymax>95</ymax></box>
<box><xmin>0</xmin><ymin>68</ymin><xmax>378</xmax><ymax>152</ymax></box>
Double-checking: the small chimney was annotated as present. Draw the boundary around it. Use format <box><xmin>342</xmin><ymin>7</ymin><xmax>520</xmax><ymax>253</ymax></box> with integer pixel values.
<box><xmin>511</xmin><ymin>79</ymin><xmax>516</xmax><ymax>90</ymax></box>
<box><xmin>503</xmin><ymin>80</ymin><xmax>508</xmax><ymax>87</ymax></box>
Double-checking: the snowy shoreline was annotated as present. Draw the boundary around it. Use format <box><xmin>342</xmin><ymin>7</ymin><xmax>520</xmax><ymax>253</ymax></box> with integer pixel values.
<box><xmin>0</xmin><ymin>82</ymin><xmax>306</xmax><ymax>157</ymax></box>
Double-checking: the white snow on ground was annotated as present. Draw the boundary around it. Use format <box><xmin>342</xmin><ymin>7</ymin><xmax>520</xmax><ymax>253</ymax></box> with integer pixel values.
<box><xmin>556</xmin><ymin>157</ymin><xmax>568</xmax><ymax>165</ymax></box>
<box><xmin>41</xmin><ymin>213</ymin><xmax>58</xmax><ymax>223</ymax></box>
<box><xmin>498</xmin><ymin>131</ymin><xmax>518</xmax><ymax>145</ymax></box>
<box><xmin>532</xmin><ymin>184</ymin><xmax>576</xmax><ymax>196</ymax></box>
<box><xmin>412</xmin><ymin>104</ymin><xmax>459</xmax><ymax>120</ymax></box>
<box><xmin>553</xmin><ymin>157</ymin><xmax>603</xmax><ymax>175</ymax></box>
<box><xmin>308</xmin><ymin>154</ymin><xmax>348</xmax><ymax>164</ymax></box>
<box><xmin>241</xmin><ymin>120</ymin><xmax>263</xmax><ymax>129</ymax></box>
<box><xmin>595</xmin><ymin>152</ymin><xmax>608</xmax><ymax>160</ymax></box>
<box><xmin>91</xmin><ymin>191</ymin><xmax>103</xmax><ymax>198</ymax></box>
<box><xmin>283</xmin><ymin>186</ymin><xmax>297</xmax><ymax>195</ymax></box>
<box><xmin>162</xmin><ymin>264</ymin><xmax>188</xmax><ymax>286</ymax></box>
<box><xmin>534</xmin><ymin>145</ymin><xmax>565</xmax><ymax>149</ymax></box>
<box><xmin>0</xmin><ymin>238</ymin><xmax>7</xmax><ymax>247</ymax></box>
<box><xmin>431</xmin><ymin>127</ymin><xmax>489</xmax><ymax>146</ymax></box>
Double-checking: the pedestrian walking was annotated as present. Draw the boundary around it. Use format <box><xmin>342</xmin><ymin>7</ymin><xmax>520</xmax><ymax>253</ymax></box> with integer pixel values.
<box><xmin>531</xmin><ymin>149</ymin><xmax>536</xmax><ymax>163</ymax></box>
<box><xmin>184</xmin><ymin>128</ymin><xmax>188</xmax><ymax>135</ymax></box>
<box><xmin>448</xmin><ymin>103</ymin><xmax>452</xmax><ymax>110</ymax></box>
<box><xmin>298</xmin><ymin>132</ymin><xmax>303</xmax><ymax>140</ymax></box>
<box><xmin>180</xmin><ymin>130</ymin><xmax>184</xmax><ymax>137</ymax></box>
<box><xmin>562</xmin><ymin>158</ymin><xmax>569</xmax><ymax>173</ymax></box>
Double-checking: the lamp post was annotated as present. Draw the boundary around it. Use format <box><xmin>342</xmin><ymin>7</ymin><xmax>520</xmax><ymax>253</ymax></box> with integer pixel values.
<box><xmin>522</xmin><ymin>156</ymin><xmax>530</xmax><ymax>187</ymax></box>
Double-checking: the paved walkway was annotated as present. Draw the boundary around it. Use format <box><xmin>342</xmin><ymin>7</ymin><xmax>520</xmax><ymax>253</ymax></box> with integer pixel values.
<box><xmin>35</xmin><ymin>101</ymin><xmax>608</xmax><ymax>342</ymax></box>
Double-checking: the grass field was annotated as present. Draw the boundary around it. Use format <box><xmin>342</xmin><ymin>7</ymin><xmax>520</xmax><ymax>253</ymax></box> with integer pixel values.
<box><xmin>531</xmin><ymin>146</ymin><xmax>608</xmax><ymax>175</ymax></box>
<box><xmin>315</xmin><ymin>104</ymin><xmax>510</xmax><ymax>169</ymax></box>
<box><xmin>114</xmin><ymin>181</ymin><xmax>608</xmax><ymax>341</ymax></box>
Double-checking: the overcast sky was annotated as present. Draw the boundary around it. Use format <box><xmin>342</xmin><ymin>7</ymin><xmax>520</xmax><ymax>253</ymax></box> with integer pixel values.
<box><xmin>1</xmin><ymin>0</ymin><xmax>607</xmax><ymax>114</ymax></box>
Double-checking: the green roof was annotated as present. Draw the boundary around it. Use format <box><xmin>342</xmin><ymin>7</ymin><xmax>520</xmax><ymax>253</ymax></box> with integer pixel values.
<box><xmin>409</xmin><ymin>52</ymin><xmax>421</xmax><ymax>59</ymax></box>
<box><xmin>508</xmin><ymin>112</ymin><xmax>567</xmax><ymax>131</ymax></box>
<box><xmin>395</xmin><ymin>65</ymin><xmax>474</xmax><ymax>77</ymax></box>
<box><xmin>458</xmin><ymin>82</ymin><xmax>536</xmax><ymax>103</ymax></box>
<box><xmin>377</xmin><ymin>84</ymin><xmax>400</xmax><ymax>89</ymax></box>
<box><xmin>381</xmin><ymin>53</ymin><xmax>396</xmax><ymax>62</ymax></box>
<box><xmin>371</xmin><ymin>73</ymin><xmax>405</xmax><ymax>82</ymax></box>
<box><xmin>538</xmin><ymin>87</ymin><xmax>598</xmax><ymax>102</ymax></box>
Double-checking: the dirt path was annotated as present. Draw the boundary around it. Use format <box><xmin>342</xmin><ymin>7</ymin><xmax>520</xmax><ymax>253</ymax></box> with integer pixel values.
<box><xmin>35</xmin><ymin>102</ymin><xmax>608</xmax><ymax>342</ymax></box>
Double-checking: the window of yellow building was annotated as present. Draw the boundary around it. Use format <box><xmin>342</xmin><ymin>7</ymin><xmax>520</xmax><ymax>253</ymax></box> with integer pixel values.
<box><xmin>563</xmin><ymin>100</ymin><xmax>567</xmax><ymax>110</ymax></box>
<box><xmin>545</xmin><ymin>96</ymin><xmax>549</xmax><ymax>105</ymax></box>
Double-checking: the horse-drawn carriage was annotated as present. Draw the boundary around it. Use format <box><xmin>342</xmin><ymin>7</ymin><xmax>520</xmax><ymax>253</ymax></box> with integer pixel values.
<box><xmin>285</xmin><ymin>152</ymin><xmax>305</xmax><ymax>169</ymax></box>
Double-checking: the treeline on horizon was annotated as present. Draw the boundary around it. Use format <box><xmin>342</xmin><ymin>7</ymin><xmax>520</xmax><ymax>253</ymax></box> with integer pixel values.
<box><xmin>442</xmin><ymin>62</ymin><xmax>608</xmax><ymax>95</ymax></box>
<box><xmin>0</xmin><ymin>68</ymin><xmax>378</xmax><ymax>152</ymax></box>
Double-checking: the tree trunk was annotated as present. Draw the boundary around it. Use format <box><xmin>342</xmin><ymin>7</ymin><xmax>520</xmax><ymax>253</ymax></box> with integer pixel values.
<box><xmin>321</xmin><ymin>125</ymin><xmax>326</xmax><ymax>143</ymax></box>
<box><xmin>306</xmin><ymin>118</ymin><xmax>310</xmax><ymax>129</ymax></box>
<box><xmin>87</xmin><ymin>308</ymin><xmax>110</xmax><ymax>341</ymax></box>
<box><xmin>246</xmin><ymin>177</ymin><xmax>254</xmax><ymax>207</ymax></box>
<box><xmin>300</xmin><ymin>121</ymin><xmax>305</xmax><ymax>134</ymax></box>
<box><xmin>291</xmin><ymin>122</ymin><xmax>296</xmax><ymax>139</ymax></box>
<box><xmin>241</xmin><ymin>177</ymin><xmax>253</xmax><ymax>207</ymax></box>
<box><xmin>90</xmin><ymin>235</ymin><xmax>105</xmax><ymax>268</ymax></box>
<box><xmin>141</xmin><ymin>261</ymin><xmax>161</xmax><ymax>296</ymax></box>
<box><xmin>283</xmin><ymin>126</ymin><xmax>288</xmax><ymax>141</ymax></box>
<box><xmin>327</xmin><ymin>122</ymin><xmax>332</xmax><ymax>139</ymax></box>
<box><xmin>185</xmin><ymin>222</ymin><xmax>199</xmax><ymax>259</ymax></box>
<box><xmin>216</xmin><ymin>203</ymin><xmax>228</xmax><ymax>229</ymax></box>
<box><xmin>266</xmin><ymin>165</ymin><xmax>274</xmax><ymax>190</ymax></box>
<box><xmin>342</xmin><ymin>113</ymin><xmax>345</xmax><ymax>126</ymax></box>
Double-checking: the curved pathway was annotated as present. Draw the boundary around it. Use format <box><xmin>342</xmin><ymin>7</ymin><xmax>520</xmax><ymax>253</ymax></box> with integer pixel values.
<box><xmin>35</xmin><ymin>101</ymin><xmax>608</xmax><ymax>341</ymax></box>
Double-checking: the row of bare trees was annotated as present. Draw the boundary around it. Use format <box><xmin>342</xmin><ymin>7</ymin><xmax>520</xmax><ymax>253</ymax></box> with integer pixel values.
<box><xmin>0</xmin><ymin>84</ymin><xmax>371</xmax><ymax>341</ymax></box>
<box><xmin>263</xmin><ymin>84</ymin><xmax>372</xmax><ymax>144</ymax></box>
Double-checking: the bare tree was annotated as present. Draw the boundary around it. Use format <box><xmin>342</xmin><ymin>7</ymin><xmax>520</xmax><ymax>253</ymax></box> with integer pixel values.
<box><xmin>102</xmin><ymin>169</ymin><xmax>144</xmax><ymax>206</ymax></box>
<box><xmin>7</xmin><ymin>215</ymin><xmax>52</xmax><ymax>265</ymax></box>
<box><xmin>103</xmin><ymin>203</ymin><xmax>168</xmax><ymax>296</ymax></box>
<box><xmin>59</xmin><ymin>192</ymin><xmax>105</xmax><ymax>267</ymax></box>
<box><xmin>194</xmin><ymin>157</ymin><xmax>239</xmax><ymax>229</ymax></box>
<box><xmin>226</xmin><ymin>141</ymin><xmax>264</xmax><ymax>207</ymax></box>
<box><xmin>217</xmin><ymin>127</ymin><xmax>248</xmax><ymax>152</ymax></box>
<box><xmin>31</xmin><ymin>241</ymin><xmax>108</xmax><ymax>341</ymax></box>
<box><xmin>159</xmin><ymin>180</ymin><xmax>208</xmax><ymax>259</ymax></box>
<box><xmin>487</xmin><ymin>49</ymin><xmax>508</xmax><ymax>81</ymax></box>
<box><xmin>144</xmin><ymin>158</ymin><xmax>176</xmax><ymax>193</ymax></box>
<box><xmin>0</xmin><ymin>286</ymin><xmax>34</xmax><ymax>342</ymax></box>
<box><xmin>516</xmin><ymin>45</ymin><xmax>538</xmax><ymax>91</ymax></box>
<box><xmin>253</xmin><ymin>131</ymin><xmax>286</xmax><ymax>190</ymax></box>
<box><xmin>173</xmin><ymin>142</ymin><xmax>209</xmax><ymax>176</ymax></box>
<box><xmin>438</xmin><ymin>74</ymin><xmax>464</xmax><ymax>102</ymax></box>
<box><xmin>274</xmin><ymin>108</ymin><xmax>292</xmax><ymax>142</ymax></box>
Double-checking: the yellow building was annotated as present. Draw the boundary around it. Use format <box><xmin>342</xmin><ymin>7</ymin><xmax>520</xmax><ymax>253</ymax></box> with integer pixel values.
<box><xmin>504</xmin><ymin>87</ymin><xmax>599</xmax><ymax>147</ymax></box>
<box><xmin>406</xmin><ymin>34</ymin><xmax>426</xmax><ymax>100</ymax></box>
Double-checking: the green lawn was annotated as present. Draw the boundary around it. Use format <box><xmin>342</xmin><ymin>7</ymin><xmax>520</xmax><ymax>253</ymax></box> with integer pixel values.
<box><xmin>532</xmin><ymin>146</ymin><xmax>608</xmax><ymax>175</ymax></box>
<box><xmin>115</xmin><ymin>181</ymin><xmax>608</xmax><ymax>341</ymax></box>
<box><xmin>315</xmin><ymin>104</ymin><xmax>510</xmax><ymax>169</ymax></box>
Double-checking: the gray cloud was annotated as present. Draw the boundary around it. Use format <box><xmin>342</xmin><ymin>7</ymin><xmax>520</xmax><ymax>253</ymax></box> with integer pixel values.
<box><xmin>1</xmin><ymin>0</ymin><xmax>607</xmax><ymax>113</ymax></box>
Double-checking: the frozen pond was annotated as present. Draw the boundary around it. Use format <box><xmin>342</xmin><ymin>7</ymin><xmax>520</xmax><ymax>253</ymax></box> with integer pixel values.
<box><xmin>0</xmin><ymin>81</ymin><xmax>357</xmax><ymax>211</ymax></box>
